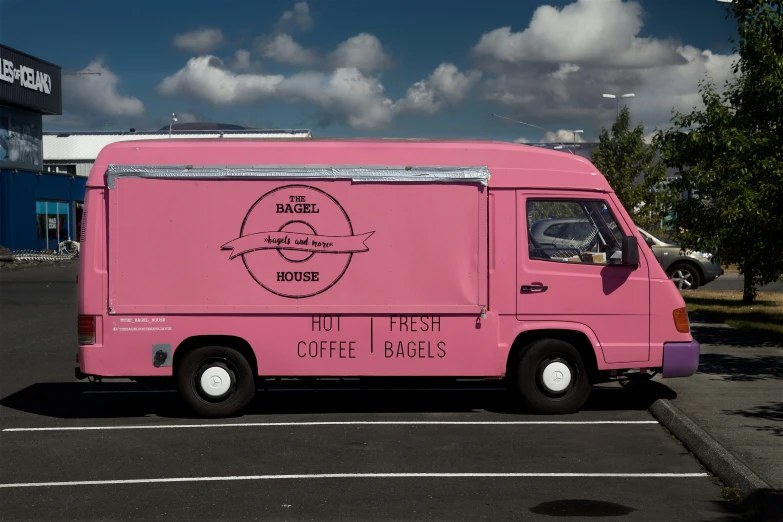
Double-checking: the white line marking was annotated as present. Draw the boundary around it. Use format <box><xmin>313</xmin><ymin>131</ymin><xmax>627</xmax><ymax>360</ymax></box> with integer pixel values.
<box><xmin>83</xmin><ymin>390</ymin><xmax>176</xmax><ymax>394</ymax></box>
<box><xmin>3</xmin><ymin>420</ymin><xmax>658</xmax><ymax>432</ymax></box>
<box><xmin>82</xmin><ymin>387</ymin><xmax>509</xmax><ymax>394</ymax></box>
<box><xmin>82</xmin><ymin>386</ymin><xmax>623</xmax><ymax>395</ymax></box>
<box><xmin>0</xmin><ymin>472</ymin><xmax>710</xmax><ymax>488</ymax></box>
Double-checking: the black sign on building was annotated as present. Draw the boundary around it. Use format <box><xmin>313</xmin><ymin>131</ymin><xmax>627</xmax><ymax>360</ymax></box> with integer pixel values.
<box><xmin>0</xmin><ymin>44</ymin><xmax>62</xmax><ymax>115</ymax></box>
<box><xmin>0</xmin><ymin>44</ymin><xmax>62</xmax><ymax>172</ymax></box>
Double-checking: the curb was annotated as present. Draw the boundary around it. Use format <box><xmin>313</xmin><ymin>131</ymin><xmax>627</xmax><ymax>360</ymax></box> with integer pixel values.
<box><xmin>0</xmin><ymin>259</ymin><xmax>77</xmax><ymax>272</ymax></box>
<box><xmin>649</xmin><ymin>398</ymin><xmax>783</xmax><ymax>521</ymax></box>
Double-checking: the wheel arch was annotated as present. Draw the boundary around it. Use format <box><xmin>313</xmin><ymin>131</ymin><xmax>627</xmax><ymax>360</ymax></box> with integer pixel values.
<box><xmin>668</xmin><ymin>258</ymin><xmax>705</xmax><ymax>282</ymax></box>
<box><xmin>505</xmin><ymin>324</ymin><xmax>602</xmax><ymax>383</ymax></box>
<box><xmin>173</xmin><ymin>335</ymin><xmax>258</xmax><ymax>376</ymax></box>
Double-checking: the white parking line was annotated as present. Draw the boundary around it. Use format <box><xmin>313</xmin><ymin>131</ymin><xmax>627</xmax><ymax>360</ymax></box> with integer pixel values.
<box><xmin>82</xmin><ymin>386</ymin><xmax>624</xmax><ymax>394</ymax></box>
<box><xmin>3</xmin><ymin>420</ymin><xmax>658</xmax><ymax>432</ymax></box>
<box><xmin>83</xmin><ymin>390</ymin><xmax>176</xmax><ymax>394</ymax></box>
<box><xmin>0</xmin><ymin>472</ymin><xmax>710</xmax><ymax>488</ymax></box>
<box><xmin>82</xmin><ymin>388</ymin><xmax>509</xmax><ymax>394</ymax></box>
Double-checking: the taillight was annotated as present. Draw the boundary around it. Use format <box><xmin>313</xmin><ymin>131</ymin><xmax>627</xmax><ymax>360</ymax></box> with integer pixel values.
<box><xmin>78</xmin><ymin>315</ymin><xmax>96</xmax><ymax>345</ymax></box>
<box><xmin>673</xmin><ymin>307</ymin><xmax>690</xmax><ymax>333</ymax></box>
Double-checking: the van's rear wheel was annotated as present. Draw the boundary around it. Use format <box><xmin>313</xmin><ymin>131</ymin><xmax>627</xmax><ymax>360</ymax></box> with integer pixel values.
<box><xmin>512</xmin><ymin>339</ymin><xmax>591</xmax><ymax>414</ymax></box>
<box><xmin>177</xmin><ymin>346</ymin><xmax>255</xmax><ymax>418</ymax></box>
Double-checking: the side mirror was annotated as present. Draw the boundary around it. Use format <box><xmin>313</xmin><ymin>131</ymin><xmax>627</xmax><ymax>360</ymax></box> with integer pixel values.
<box><xmin>622</xmin><ymin>236</ymin><xmax>640</xmax><ymax>266</ymax></box>
<box><xmin>645</xmin><ymin>236</ymin><xmax>655</xmax><ymax>247</ymax></box>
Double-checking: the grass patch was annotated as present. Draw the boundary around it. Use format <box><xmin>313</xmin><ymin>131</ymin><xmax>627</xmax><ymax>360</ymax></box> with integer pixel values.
<box><xmin>683</xmin><ymin>290</ymin><xmax>783</xmax><ymax>343</ymax></box>
<box><xmin>721</xmin><ymin>487</ymin><xmax>744</xmax><ymax>505</ymax></box>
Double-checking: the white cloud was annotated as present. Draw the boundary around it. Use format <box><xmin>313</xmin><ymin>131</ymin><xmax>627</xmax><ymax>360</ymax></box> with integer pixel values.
<box><xmin>474</xmin><ymin>0</ymin><xmax>738</xmax><ymax>135</ymax></box>
<box><xmin>157</xmin><ymin>56</ymin><xmax>284</xmax><ymax>104</ymax></box>
<box><xmin>541</xmin><ymin>129</ymin><xmax>586</xmax><ymax>144</ymax></box>
<box><xmin>282</xmin><ymin>68</ymin><xmax>396</xmax><ymax>129</ymax></box>
<box><xmin>515</xmin><ymin>137</ymin><xmax>532</xmax><ymax>144</ymax></box>
<box><xmin>551</xmin><ymin>63</ymin><xmax>579</xmax><ymax>80</ymax></box>
<box><xmin>157</xmin><ymin>57</ymin><xmax>393</xmax><ymax>129</ymax></box>
<box><xmin>397</xmin><ymin>63</ymin><xmax>482</xmax><ymax>114</ymax></box>
<box><xmin>328</xmin><ymin>33</ymin><xmax>391</xmax><ymax>72</ymax></box>
<box><xmin>174</xmin><ymin>112</ymin><xmax>200</xmax><ymax>123</ymax></box>
<box><xmin>230</xmin><ymin>49</ymin><xmax>263</xmax><ymax>72</ymax></box>
<box><xmin>257</xmin><ymin>33</ymin><xmax>317</xmax><ymax>66</ymax></box>
<box><xmin>275</xmin><ymin>1</ymin><xmax>313</xmax><ymax>33</ymax></box>
<box><xmin>633</xmin><ymin>46</ymin><xmax>737</xmax><ymax>131</ymax></box>
<box><xmin>158</xmin><ymin>57</ymin><xmax>479</xmax><ymax>130</ymax></box>
<box><xmin>472</xmin><ymin>0</ymin><xmax>684</xmax><ymax>69</ymax></box>
<box><xmin>59</xmin><ymin>60</ymin><xmax>145</xmax><ymax>124</ymax></box>
<box><xmin>173</xmin><ymin>28</ymin><xmax>225</xmax><ymax>54</ymax></box>
<box><xmin>258</xmin><ymin>32</ymin><xmax>391</xmax><ymax>72</ymax></box>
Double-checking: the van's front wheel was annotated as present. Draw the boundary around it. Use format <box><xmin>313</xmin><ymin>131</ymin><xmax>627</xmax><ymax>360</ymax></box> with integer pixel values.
<box><xmin>512</xmin><ymin>339</ymin><xmax>591</xmax><ymax>414</ymax></box>
<box><xmin>177</xmin><ymin>346</ymin><xmax>255</xmax><ymax>418</ymax></box>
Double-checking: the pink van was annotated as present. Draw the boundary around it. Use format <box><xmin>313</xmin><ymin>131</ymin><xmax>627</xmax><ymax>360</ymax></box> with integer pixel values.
<box><xmin>75</xmin><ymin>138</ymin><xmax>699</xmax><ymax>417</ymax></box>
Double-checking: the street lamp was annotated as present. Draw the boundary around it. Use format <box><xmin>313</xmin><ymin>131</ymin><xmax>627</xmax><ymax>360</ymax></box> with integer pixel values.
<box><xmin>169</xmin><ymin>113</ymin><xmax>178</xmax><ymax>138</ymax></box>
<box><xmin>572</xmin><ymin>129</ymin><xmax>583</xmax><ymax>147</ymax></box>
<box><xmin>602</xmin><ymin>93</ymin><xmax>635</xmax><ymax>117</ymax></box>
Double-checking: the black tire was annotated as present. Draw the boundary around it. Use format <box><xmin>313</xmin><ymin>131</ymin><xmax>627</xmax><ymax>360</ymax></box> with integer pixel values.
<box><xmin>668</xmin><ymin>263</ymin><xmax>700</xmax><ymax>291</ymax></box>
<box><xmin>176</xmin><ymin>345</ymin><xmax>256</xmax><ymax>418</ymax></box>
<box><xmin>511</xmin><ymin>339</ymin><xmax>592</xmax><ymax>414</ymax></box>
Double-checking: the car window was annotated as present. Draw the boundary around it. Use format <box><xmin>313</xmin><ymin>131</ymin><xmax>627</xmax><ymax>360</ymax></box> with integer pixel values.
<box><xmin>568</xmin><ymin>222</ymin><xmax>594</xmax><ymax>240</ymax></box>
<box><xmin>543</xmin><ymin>223</ymin><xmax>567</xmax><ymax>237</ymax></box>
<box><xmin>526</xmin><ymin>199</ymin><xmax>626</xmax><ymax>265</ymax></box>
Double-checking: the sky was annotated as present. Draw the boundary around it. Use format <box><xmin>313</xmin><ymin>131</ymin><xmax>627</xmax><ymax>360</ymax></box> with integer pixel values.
<box><xmin>0</xmin><ymin>0</ymin><xmax>739</xmax><ymax>143</ymax></box>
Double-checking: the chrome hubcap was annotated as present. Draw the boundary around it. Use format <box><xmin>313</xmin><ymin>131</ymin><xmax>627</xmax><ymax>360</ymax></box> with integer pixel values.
<box><xmin>671</xmin><ymin>270</ymin><xmax>693</xmax><ymax>290</ymax></box>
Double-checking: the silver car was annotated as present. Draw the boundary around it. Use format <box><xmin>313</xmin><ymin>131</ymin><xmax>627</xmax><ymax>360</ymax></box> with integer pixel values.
<box><xmin>528</xmin><ymin>217</ymin><xmax>723</xmax><ymax>290</ymax></box>
<box><xmin>637</xmin><ymin>227</ymin><xmax>723</xmax><ymax>290</ymax></box>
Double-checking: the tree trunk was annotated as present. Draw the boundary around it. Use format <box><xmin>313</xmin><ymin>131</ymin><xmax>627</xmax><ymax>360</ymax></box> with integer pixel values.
<box><xmin>743</xmin><ymin>268</ymin><xmax>756</xmax><ymax>303</ymax></box>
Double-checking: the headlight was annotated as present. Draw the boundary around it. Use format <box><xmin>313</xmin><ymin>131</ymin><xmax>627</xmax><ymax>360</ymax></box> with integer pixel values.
<box><xmin>694</xmin><ymin>251</ymin><xmax>713</xmax><ymax>259</ymax></box>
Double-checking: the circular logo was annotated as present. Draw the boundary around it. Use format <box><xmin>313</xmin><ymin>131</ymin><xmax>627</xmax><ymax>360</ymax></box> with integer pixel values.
<box><xmin>222</xmin><ymin>185</ymin><xmax>373</xmax><ymax>299</ymax></box>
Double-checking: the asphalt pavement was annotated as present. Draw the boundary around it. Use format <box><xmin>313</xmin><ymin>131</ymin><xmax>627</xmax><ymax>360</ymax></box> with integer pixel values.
<box><xmin>656</xmin><ymin>319</ymin><xmax>783</xmax><ymax>490</ymax></box>
<box><xmin>0</xmin><ymin>262</ymin><xmax>751</xmax><ymax>521</ymax></box>
<box><xmin>704</xmin><ymin>272</ymin><xmax>783</xmax><ymax>293</ymax></box>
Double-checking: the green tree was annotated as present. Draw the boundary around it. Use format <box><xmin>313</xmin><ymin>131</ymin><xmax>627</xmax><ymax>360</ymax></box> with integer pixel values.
<box><xmin>653</xmin><ymin>0</ymin><xmax>783</xmax><ymax>303</ymax></box>
<box><xmin>590</xmin><ymin>106</ymin><xmax>670</xmax><ymax>231</ymax></box>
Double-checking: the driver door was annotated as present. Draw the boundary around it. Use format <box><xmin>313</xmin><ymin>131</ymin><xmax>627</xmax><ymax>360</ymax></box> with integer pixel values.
<box><xmin>517</xmin><ymin>190</ymin><xmax>651</xmax><ymax>364</ymax></box>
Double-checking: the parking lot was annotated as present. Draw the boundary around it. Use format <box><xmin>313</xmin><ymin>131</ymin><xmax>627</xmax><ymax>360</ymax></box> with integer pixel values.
<box><xmin>0</xmin><ymin>263</ymin><xmax>747</xmax><ymax>521</ymax></box>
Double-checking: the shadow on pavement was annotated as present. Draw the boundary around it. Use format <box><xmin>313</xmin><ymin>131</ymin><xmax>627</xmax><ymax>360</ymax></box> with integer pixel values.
<box><xmin>742</xmin><ymin>488</ymin><xmax>783</xmax><ymax>522</ymax></box>
<box><xmin>0</xmin><ymin>379</ymin><xmax>677</xmax><ymax>420</ymax></box>
<box><xmin>723</xmin><ymin>402</ymin><xmax>783</xmax><ymax>438</ymax></box>
<box><xmin>529</xmin><ymin>499</ymin><xmax>635</xmax><ymax>517</ymax></box>
<box><xmin>696</xmin><ymin>353</ymin><xmax>783</xmax><ymax>382</ymax></box>
<box><xmin>691</xmin><ymin>322</ymin><xmax>782</xmax><ymax>349</ymax></box>
<box><xmin>703</xmin><ymin>493</ymin><xmax>783</xmax><ymax>522</ymax></box>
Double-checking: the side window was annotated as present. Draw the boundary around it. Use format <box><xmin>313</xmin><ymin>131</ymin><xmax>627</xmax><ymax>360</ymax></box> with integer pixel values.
<box><xmin>542</xmin><ymin>223</ymin><xmax>567</xmax><ymax>238</ymax></box>
<box><xmin>527</xmin><ymin>199</ymin><xmax>627</xmax><ymax>265</ymax></box>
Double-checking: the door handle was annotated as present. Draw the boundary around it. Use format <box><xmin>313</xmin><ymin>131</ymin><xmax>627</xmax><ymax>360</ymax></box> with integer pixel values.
<box><xmin>521</xmin><ymin>284</ymin><xmax>548</xmax><ymax>293</ymax></box>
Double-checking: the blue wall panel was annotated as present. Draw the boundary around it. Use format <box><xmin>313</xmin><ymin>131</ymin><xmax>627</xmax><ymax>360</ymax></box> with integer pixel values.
<box><xmin>0</xmin><ymin>169</ymin><xmax>86</xmax><ymax>251</ymax></box>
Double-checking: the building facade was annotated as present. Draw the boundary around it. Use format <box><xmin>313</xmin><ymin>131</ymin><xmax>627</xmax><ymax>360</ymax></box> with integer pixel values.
<box><xmin>42</xmin><ymin>127</ymin><xmax>313</xmax><ymax>179</ymax></box>
<box><xmin>0</xmin><ymin>44</ymin><xmax>72</xmax><ymax>252</ymax></box>
<box><xmin>38</xmin><ymin>127</ymin><xmax>311</xmax><ymax>252</ymax></box>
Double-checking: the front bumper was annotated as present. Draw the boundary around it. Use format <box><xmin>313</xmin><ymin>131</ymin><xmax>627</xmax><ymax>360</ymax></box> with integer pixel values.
<box><xmin>662</xmin><ymin>340</ymin><xmax>700</xmax><ymax>378</ymax></box>
<box><xmin>701</xmin><ymin>261</ymin><xmax>724</xmax><ymax>282</ymax></box>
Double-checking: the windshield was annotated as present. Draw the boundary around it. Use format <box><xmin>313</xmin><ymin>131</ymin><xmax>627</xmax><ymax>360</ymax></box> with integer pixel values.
<box><xmin>638</xmin><ymin>227</ymin><xmax>673</xmax><ymax>245</ymax></box>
